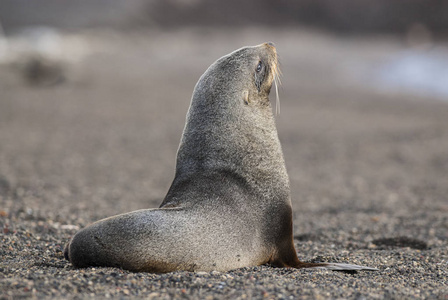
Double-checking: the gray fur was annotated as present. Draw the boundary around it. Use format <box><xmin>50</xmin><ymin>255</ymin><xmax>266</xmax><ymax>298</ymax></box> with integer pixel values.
<box><xmin>64</xmin><ymin>44</ymin><xmax>378</xmax><ymax>273</ymax></box>
<box><xmin>65</xmin><ymin>43</ymin><xmax>288</xmax><ymax>272</ymax></box>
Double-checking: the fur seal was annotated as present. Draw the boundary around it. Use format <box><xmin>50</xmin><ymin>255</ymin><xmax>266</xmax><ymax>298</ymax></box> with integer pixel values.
<box><xmin>64</xmin><ymin>43</ymin><xmax>377</xmax><ymax>272</ymax></box>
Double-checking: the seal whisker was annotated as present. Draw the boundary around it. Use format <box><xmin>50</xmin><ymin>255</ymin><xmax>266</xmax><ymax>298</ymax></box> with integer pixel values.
<box><xmin>274</xmin><ymin>75</ymin><xmax>280</xmax><ymax>115</ymax></box>
<box><xmin>274</xmin><ymin>57</ymin><xmax>283</xmax><ymax>86</ymax></box>
<box><xmin>272</xmin><ymin>58</ymin><xmax>282</xmax><ymax>116</ymax></box>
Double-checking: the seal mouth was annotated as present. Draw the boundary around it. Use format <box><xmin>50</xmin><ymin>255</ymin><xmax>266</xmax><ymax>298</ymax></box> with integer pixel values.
<box><xmin>263</xmin><ymin>42</ymin><xmax>282</xmax><ymax>115</ymax></box>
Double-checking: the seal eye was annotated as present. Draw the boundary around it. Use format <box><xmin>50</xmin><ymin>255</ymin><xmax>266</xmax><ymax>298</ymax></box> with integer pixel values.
<box><xmin>256</xmin><ymin>61</ymin><xmax>262</xmax><ymax>73</ymax></box>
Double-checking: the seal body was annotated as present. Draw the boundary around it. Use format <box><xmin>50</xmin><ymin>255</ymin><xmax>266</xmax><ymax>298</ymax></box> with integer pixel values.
<box><xmin>64</xmin><ymin>43</ymin><xmax>377</xmax><ymax>272</ymax></box>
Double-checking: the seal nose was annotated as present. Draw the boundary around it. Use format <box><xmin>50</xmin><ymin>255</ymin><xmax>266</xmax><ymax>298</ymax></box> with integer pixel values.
<box><xmin>265</xmin><ymin>42</ymin><xmax>276</xmax><ymax>47</ymax></box>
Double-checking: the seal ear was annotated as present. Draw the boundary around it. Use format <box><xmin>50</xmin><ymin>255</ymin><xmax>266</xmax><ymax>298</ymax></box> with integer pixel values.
<box><xmin>243</xmin><ymin>90</ymin><xmax>250</xmax><ymax>105</ymax></box>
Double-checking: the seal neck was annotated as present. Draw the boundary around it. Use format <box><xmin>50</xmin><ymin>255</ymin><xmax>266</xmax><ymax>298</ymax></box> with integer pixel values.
<box><xmin>163</xmin><ymin>87</ymin><xmax>291</xmax><ymax>207</ymax></box>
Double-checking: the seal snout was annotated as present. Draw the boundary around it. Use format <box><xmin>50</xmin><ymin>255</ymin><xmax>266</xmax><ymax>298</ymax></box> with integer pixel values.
<box><xmin>265</xmin><ymin>42</ymin><xmax>276</xmax><ymax>47</ymax></box>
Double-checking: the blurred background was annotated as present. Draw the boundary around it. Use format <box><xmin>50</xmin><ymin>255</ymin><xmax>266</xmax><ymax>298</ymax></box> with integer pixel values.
<box><xmin>0</xmin><ymin>1</ymin><xmax>447</xmax><ymax>226</ymax></box>
<box><xmin>2</xmin><ymin>0</ymin><xmax>448</xmax><ymax>33</ymax></box>
<box><xmin>1</xmin><ymin>0</ymin><xmax>448</xmax><ymax>99</ymax></box>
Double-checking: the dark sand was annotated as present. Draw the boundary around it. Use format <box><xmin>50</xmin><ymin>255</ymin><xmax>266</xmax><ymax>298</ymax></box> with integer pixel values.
<box><xmin>1</xmin><ymin>28</ymin><xmax>447</xmax><ymax>299</ymax></box>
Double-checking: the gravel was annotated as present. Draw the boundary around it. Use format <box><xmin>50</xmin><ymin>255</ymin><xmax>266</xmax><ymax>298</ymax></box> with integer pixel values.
<box><xmin>1</xmin><ymin>28</ymin><xmax>447</xmax><ymax>299</ymax></box>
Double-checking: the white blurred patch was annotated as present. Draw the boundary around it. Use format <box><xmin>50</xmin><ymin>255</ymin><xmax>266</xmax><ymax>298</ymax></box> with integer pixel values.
<box><xmin>0</xmin><ymin>26</ymin><xmax>90</xmax><ymax>65</ymax></box>
<box><xmin>375</xmin><ymin>49</ymin><xmax>448</xmax><ymax>100</ymax></box>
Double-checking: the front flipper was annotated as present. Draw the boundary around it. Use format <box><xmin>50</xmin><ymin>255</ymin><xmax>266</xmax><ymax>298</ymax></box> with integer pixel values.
<box><xmin>301</xmin><ymin>262</ymin><xmax>379</xmax><ymax>271</ymax></box>
<box><xmin>268</xmin><ymin>238</ymin><xmax>379</xmax><ymax>272</ymax></box>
